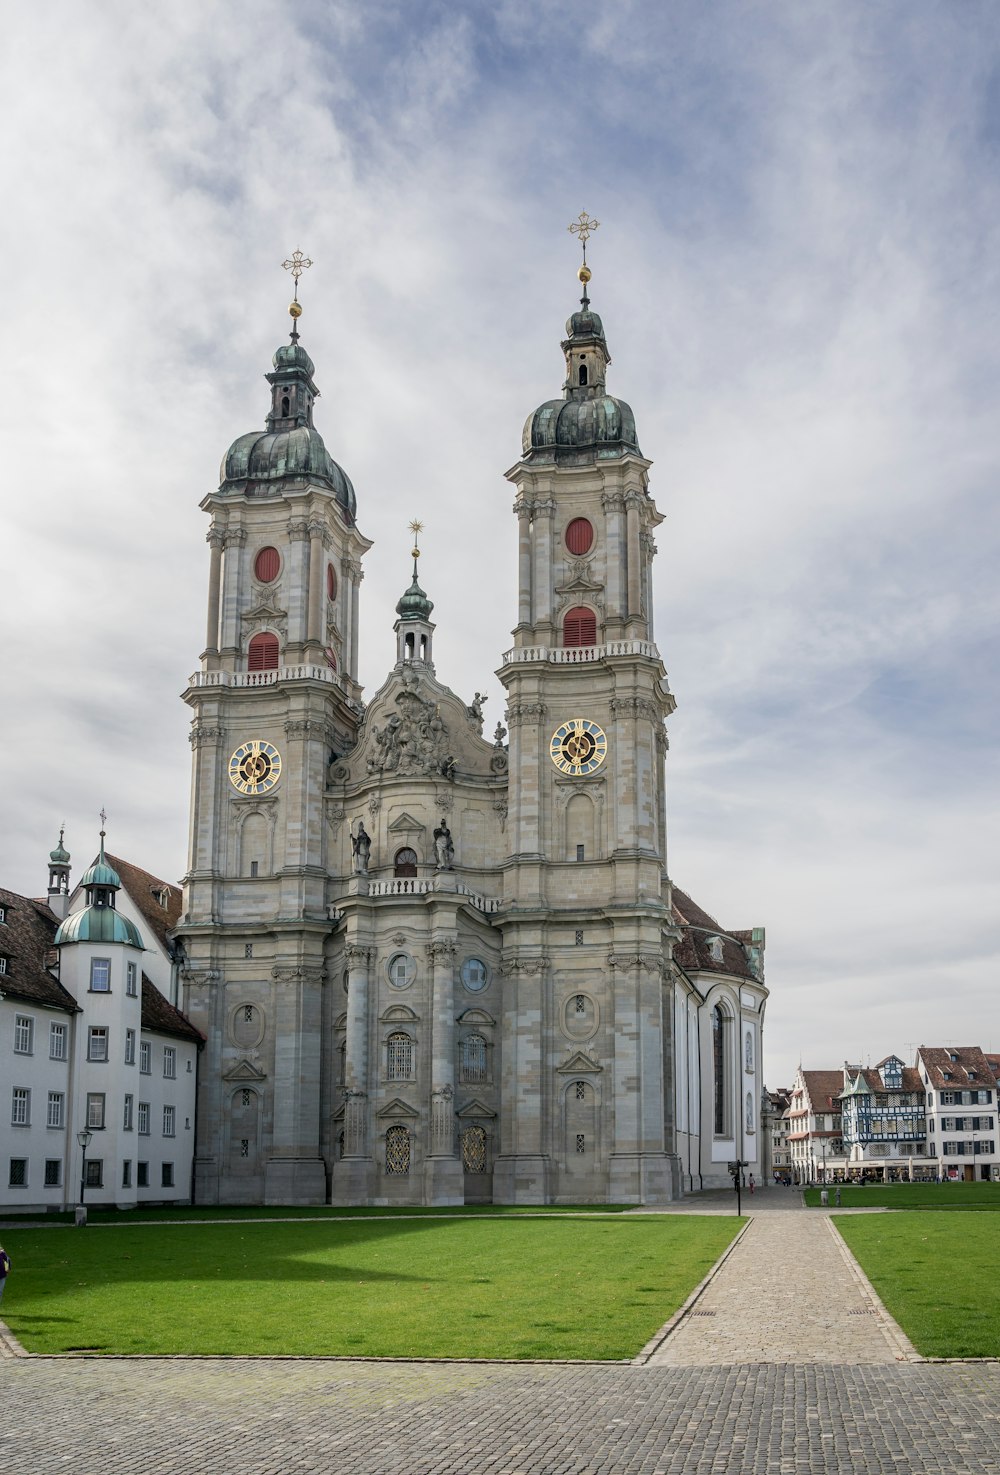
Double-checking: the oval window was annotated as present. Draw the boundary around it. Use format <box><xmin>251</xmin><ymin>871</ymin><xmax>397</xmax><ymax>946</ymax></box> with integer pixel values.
<box><xmin>254</xmin><ymin>546</ymin><xmax>281</xmax><ymax>583</ymax></box>
<box><xmin>327</xmin><ymin>563</ymin><xmax>337</xmax><ymax>601</ymax></box>
<box><xmin>565</xmin><ymin>518</ymin><xmax>594</xmax><ymax>556</ymax></box>
<box><xmin>461</xmin><ymin>957</ymin><xmax>489</xmax><ymax>992</ymax></box>
<box><xmin>387</xmin><ymin>952</ymin><xmax>416</xmax><ymax>989</ymax></box>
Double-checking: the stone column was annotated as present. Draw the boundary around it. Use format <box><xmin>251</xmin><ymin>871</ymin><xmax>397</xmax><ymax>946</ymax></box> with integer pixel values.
<box><xmin>219</xmin><ymin>527</ymin><xmax>246</xmax><ymax>656</ymax></box>
<box><xmin>204</xmin><ymin>529</ymin><xmax>224</xmax><ymax>665</ymax></box>
<box><xmin>515</xmin><ymin>500</ymin><xmax>532</xmax><ymax>633</ymax></box>
<box><xmin>306</xmin><ymin>521</ymin><xmax>325</xmax><ymax>653</ymax></box>
<box><xmin>601</xmin><ymin>491</ymin><xmax>626</xmax><ymax>636</ymax></box>
<box><xmin>532</xmin><ymin>498</ymin><xmax>555</xmax><ymax>640</ymax></box>
<box><xmin>424</xmin><ymin>938</ymin><xmax>462</xmax><ymax>1204</ymax></box>
<box><xmin>332</xmin><ymin>944</ymin><xmax>375</xmax><ymax>1203</ymax></box>
<box><xmin>607</xmin><ymin>952</ymin><xmax>671</xmax><ymax>1203</ymax></box>
<box><xmin>264</xmin><ymin>965</ymin><xmax>327</xmax><ymax>1204</ymax></box>
<box><xmin>286</xmin><ymin>520</ymin><xmax>310</xmax><ymax>655</ymax></box>
<box><xmin>347</xmin><ymin>557</ymin><xmax>363</xmax><ymax>682</ymax></box>
<box><xmin>180</xmin><ymin>965</ymin><xmax>224</xmax><ymax>1203</ymax></box>
<box><xmin>492</xmin><ymin>955</ymin><xmax>549</xmax><ymax>1203</ymax></box>
<box><xmin>625</xmin><ymin>493</ymin><xmax>642</xmax><ymax>625</ymax></box>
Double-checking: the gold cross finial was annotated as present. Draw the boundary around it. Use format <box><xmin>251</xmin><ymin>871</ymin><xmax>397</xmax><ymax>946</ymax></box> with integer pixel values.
<box><xmin>281</xmin><ymin>248</ymin><xmax>313</xmax><ymax>340</ymax></box>
<box><xmin>409</xmin><ymin>520</ymin><xmax>424</xmax><ymax>571</ymax></box>
<box><xmin>568</xmin><ymin>211</ymin><xmax>600</xmax><ymax>266</ymax></box>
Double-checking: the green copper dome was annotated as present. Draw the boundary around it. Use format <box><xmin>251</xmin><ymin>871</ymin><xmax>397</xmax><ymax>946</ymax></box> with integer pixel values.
<box><xmin>54</xmin><ymin>906</ymin><xmax>144</xmax><ymax>949</ymax></box>
<box><xmin>80</xmin><ymin>854</ymin><xmax>122</xmax><ymax>889</ymax></box>
<box><xmin>396</xmin><ymin>575</ymin><xmax>433</xmax><ymax>622</ymax></box>
<box><xmin>49</xmin><ymin>829</ymin><xmax>71</xmax><ymax>865</ymax></box>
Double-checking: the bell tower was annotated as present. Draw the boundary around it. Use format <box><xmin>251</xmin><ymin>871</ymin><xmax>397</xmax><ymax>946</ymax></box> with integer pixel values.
<box><xmin>495</xmin><ymin>217</ymin><xmax>679</xmax><ymax>1204</ymax></box>
<box><xmin>177</xmin><ymin>255</ymin><xmax>372</xmax><ymax>1205</ymax></box>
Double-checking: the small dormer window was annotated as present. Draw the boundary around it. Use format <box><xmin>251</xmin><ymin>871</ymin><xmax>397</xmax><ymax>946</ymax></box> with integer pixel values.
<box><xmin>0</xmin><ymin>905</ymin><xmax>6</xmax><ymax>924</ymax></box>
<box><xmin>707</xmin><ymin>936</ymin><xmax>725</xmax><ymax>965</ymax></box>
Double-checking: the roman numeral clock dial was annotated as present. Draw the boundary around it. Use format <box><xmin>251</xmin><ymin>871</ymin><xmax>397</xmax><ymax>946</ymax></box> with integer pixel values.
<box><xmin>228</xmin><ymin>740</ymin><xmax>282</xmax><ymax>795</ymax></box>
<box><xmin>549</xmin><ymin>719</ymin><xmax>608</xmax><ymax>777</ymax></box>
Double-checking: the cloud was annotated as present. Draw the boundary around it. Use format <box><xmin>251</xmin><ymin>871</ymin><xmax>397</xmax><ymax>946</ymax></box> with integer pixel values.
<box><xmin>1</xmin><ymin>0</ymin><xmax>998</xmax><ymax>1087</ymax></box>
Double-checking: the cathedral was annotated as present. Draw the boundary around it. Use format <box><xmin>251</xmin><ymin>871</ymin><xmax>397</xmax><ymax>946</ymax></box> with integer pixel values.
<box><xmin>175</xmin><ymin>235</ymin><xmax>768</xmax><ymax>1206</ymax></box>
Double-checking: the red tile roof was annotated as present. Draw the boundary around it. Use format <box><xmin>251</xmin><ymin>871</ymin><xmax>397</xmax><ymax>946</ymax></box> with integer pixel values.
<box><xmin>800</xmin><ymin>1070</ymin><xmax>845</xmax><ymax>1109</ymax></box>
<box><xmin>140</xmin><ymin>974</ymin><xmax>204</xmax><ymax>1045</ymax></box>
<box><xmin>918</xmin><ymin>1045</ymin><xmax>993</xmax><ymax>1089</ymax></box>
<box><xmin>0</xmin><ymin>887</ymin><xmax>79</xmax><ymax>1013</ymax></box>
<box><xmin>105</xmin><ymin>854</ymin><xmax>183</xmax><ymax>956</ymax></box>
<box><xmin>671</xmin><ymin>886</ymin><xmax>759</xmax><ymax>981</ymax></box>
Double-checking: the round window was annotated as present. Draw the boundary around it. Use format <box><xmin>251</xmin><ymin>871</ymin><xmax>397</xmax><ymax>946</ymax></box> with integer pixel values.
<box><xmin>461</xmin><ymin>957</ymin><xmax>489</xmax><ymax>992</ymax></box>
<box><xmin>254</xmin><ymin>546</ymin><xmax>281</xmax><ymax>583</ymax></box>
<box><xmin>386</xmin><ymin>952</ymin><xmax>416</xmax><ymax>989</ymax></box>
<box><xmin>565</xmin><ymin>518</ymin><xmax>594</xmax><ymax>556</ymax></box>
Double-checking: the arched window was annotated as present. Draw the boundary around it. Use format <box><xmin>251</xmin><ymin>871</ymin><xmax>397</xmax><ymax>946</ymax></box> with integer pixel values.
<box><xmin>385</xmin><ymin>1124</ymin><xmax>411</xmax><ymax>1174</ymax></box>
<box><xmin>281</xmin><ymin>394</ymin><xmax>290</xmax><ymax>416</ymax></box>
<box><xmin>394</xmin><ymin>847</ymin><xmax>418</xmax><ymax>878</ymax></box>
<box><xmin>563</xmin><ymin>606</ymin><xmax>597</xmax><ymax>647</ymax></box>
<box><xmin>713</xmin><ymin>1005</ymin><xmax>728</xmax><ymax>1136</ymax></box>
<box><xmin>386</xmin><ymin>1032</ymin><xmax>412</xmax><ymax>1079</ymax></box>
<box><xmin>460</xmin><ymin>1034</ymin><xmax>487</xmax><ymax>1084</ymax></box>
<box><xmin>579</xmin><ymin>363</ymin><xmax>588</xmax><ymax>386</ymax></box>
<box><xmin>461</xmin><ymin>1126</ymin><xmax>487</xmax><ymax>1174</ymax></box>
<box><xmin>248</xmin><ymin>632</ymin><xmax>279</xmax><ymax>671</ymax></box>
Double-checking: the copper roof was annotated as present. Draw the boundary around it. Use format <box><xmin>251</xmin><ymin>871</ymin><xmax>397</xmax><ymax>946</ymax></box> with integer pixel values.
<box><xmin>0</xmin><ymin>886</ymin><xmax>79</xmax><ymax>1013</ymax></box>
<box><xmin>140</xmin><ymin>974</ymin><xmax>204</xmax><ymax>1045</ymax></box>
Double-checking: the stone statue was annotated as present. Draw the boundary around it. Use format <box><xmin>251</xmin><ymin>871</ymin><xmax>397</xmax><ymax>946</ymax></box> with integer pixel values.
<box><xmin>493</xmin><ymin>721</ymin><xmax>507</xmax><ymax>746</ymax></box>
<box><xmin>439</xmin><ymin>753</ymin><xmax>456</xmax><ymax>780</ymax></box>
<box><xmin>351</xmin><ymin>821</ymin><xmax>371</xmax><ymax>875</ymax></box>
<box><xmin>467</xmin><ymin>691</ymin><xmax>486</xmax><ymax>725</ymax></box>
<box><xmin>433</xmin><ymin>818</ymin><xmax>454</xmax><ymax>871</ymax></box>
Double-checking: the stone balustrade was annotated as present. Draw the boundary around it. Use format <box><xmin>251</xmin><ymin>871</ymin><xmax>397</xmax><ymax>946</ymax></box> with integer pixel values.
<box><xmin>501</xmin><ymin>639</ymin><xmax>661</xmax><ymax>666</ymax></box>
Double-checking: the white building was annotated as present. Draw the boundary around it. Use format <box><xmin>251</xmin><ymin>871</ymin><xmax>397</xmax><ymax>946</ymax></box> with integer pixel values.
<box><xmin>1</xmin><ymin>831</ymin><xmax>202</xmax><ymax>1213</ymax></box>
<box><xmin>917</xmin><ymin>1046</ymin><xmax>999</xmax><ymax>1183</ymax></box>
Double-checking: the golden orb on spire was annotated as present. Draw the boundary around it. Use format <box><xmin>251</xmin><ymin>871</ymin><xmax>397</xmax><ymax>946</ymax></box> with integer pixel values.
<box><xmin>289</xmin><ymin>300</ymin><xmax>303</xmax><ymax>319</ymax></box>
<box><xmin>578</xmin><ymin>264</ymin><xmax>592</xmax><ymax>284</ymax></box>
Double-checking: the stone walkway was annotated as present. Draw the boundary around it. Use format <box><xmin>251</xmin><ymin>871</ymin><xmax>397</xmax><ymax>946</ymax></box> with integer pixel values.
<box><xmin>3</xmin><ymin>1193</ymin><xmax>1000</xmax><ymax>1474</ymax></box>
<box><xmin>638</xmin><ymin>1189</ymin><xmax>917</xmax><ymax>1365</ymax></box>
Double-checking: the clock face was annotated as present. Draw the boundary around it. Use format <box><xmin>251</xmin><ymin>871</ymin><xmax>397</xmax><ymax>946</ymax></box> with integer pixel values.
<box><xmin>228</xmin><ymin>740</ymin><xmax>282</xmax><ymax>795</ymax></box>
<box><xmin>549</xmin><ymin>719</ymin><xmax>608</xmax><ymax>777</ymax></box>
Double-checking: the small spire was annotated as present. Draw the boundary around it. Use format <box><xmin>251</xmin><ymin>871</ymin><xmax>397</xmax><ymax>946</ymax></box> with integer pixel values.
<box><xmin>281</xmin><ymin>247</ymin><xmax>313</xmax><ymax>344</ymax></box>
<box><xmin>567</xmin><ymin>211</ymin><xmax>600</xmax><ymax>308</ymax></box>
<box><xmin>409</xmin><ymin>519</ymin><xmax>424</xmax><ymax>581</ymax></box>
<box><xmin>98</xmin><ymin>808</ymin><xmax>107</xmax><ymax>859</ymax></box>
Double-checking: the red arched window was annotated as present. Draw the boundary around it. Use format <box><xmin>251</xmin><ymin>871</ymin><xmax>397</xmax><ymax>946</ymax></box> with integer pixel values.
<box><xmin>327</xmin><ymin>563</ymin><xmax>337</xmax><ymax>601</ymax></box>
<box><xmin>324</xmin><ymin>646</ymin><xmax>338</xmax><ymax>671</ymax></box>
<box><xmin>248</xmin><ymin>633</ymin><xmax>280</xmax><ymax>671</ymax></box>
<box><xmin>254</xmin><ymin>546</ymin><xmax>280</xmax><ymax>583</ymax></box>
<box><xmin>394</xmin><ymin>847</ymin><xmax>418</xmax><ymax>878</ymax></box>
<box><xmin>563</xmin><ymin>606</ymin><xmax>597</xmax><ymax>648</ymax></box>
<box><xmin>565</xmin><ymin>518</ymin><xmax>594</xmax><ymax>555</ymax></box>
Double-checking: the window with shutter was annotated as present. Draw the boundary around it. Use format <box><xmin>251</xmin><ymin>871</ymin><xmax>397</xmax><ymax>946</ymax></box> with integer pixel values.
<box><xmin>248</xmin><ymin>633</ymin><xmax>280</xmax><ymax>670</ymax></box>
<box><xmin>563</xmin><ymin>606</ymin><xmax>597</xmax><ymax>647</ymax></box>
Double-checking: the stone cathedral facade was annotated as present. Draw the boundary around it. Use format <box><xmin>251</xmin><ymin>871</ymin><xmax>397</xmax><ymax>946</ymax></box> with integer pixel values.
<box><xmin>176</xmin><ymin>264</ymin><xmax>768</xmax><ymax>1206</ymax></box>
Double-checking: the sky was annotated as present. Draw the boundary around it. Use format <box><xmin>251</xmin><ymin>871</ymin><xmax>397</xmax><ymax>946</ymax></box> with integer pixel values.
<box><xmin>1</xmin><ymin>0</ymin><xmax>998</xmax><ymax>1090</ymax></box>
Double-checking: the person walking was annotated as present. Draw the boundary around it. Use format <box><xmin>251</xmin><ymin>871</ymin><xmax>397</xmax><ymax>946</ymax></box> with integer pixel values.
<box><xmin>748</xmin><ymin>1174</ymin><xmax>755</xmax><ymax>1195</ymax></box>
<box><xmin>0</xmin><ymin>1244</ymin><xmax>10</xmax><ymax>1306</ymax></box>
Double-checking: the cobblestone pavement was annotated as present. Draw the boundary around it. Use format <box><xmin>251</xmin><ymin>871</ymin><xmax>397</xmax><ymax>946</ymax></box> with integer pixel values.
<box><xmin>641</xmin><ymin>1197</ymin><xmax>916</xmax><ymax>1365</ymax></box>
<box><xmin>2</xmin><ymin>1356</ymin><xmax>1000</xmax><ymax>1474</ymax></box>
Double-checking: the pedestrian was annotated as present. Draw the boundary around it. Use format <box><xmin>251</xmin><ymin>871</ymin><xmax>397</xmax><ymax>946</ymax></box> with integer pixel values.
<box><xmin>748</xmin><ymin>1173</ymin><xmax>755</xmax><ymax>1195</ymax></box>
<box><xmin>0</xmin><ymin>1244</ymin><xmax>10</xmax><ymax>1306</ymax></box>
<box><xmin>835</xmin><ymin>1186</ymin><xmax>842</xmax><ymax>1207</ymax></box>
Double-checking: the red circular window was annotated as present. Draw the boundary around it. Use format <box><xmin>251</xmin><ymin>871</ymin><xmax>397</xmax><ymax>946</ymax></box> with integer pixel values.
<box><xmin>565</xmin><ymin>518</ymin><xmax>594</xmax><ymax>556</ymax></box>
<box><xmin>327</xmin><ymin>563</ymin><xmax>337</xmax><ymax>601</ymax></box>
<box><xmin>254</xmin><ymin>546</ymin><xmax>280</xmax><ymax>583</ymax></box>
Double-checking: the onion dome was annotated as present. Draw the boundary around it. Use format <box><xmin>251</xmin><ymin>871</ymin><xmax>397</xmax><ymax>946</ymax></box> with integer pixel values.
<box><xmin>396</xmin><ymin>575</ymin><xmax>433</xmax><ymax>622</ymax></box>
<box><xmin>55</xmin><ymin>825</ymin><xmax>145</xmax><ymax>950</ymax></box>
<box><xmin>49</xmin><ymin>829</ymin><xmax>71</xmax><ymax>866</ymax></box>
<box><xmin>522</xmin><ymin>284</ymin><xmax>641</xmax><ymax>464</ymax></box>
<box><xmin>219</xmin><ymin>335</ymin><xmax>357</xmax><ymax>519</ymax></box>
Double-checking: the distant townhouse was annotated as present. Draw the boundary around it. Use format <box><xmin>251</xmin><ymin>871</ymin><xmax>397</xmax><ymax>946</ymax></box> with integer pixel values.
<box><xmin>839</xmin><ymin>1055</ymin><xmax>930</xmax><ymax>1181</ymax></box>
<box><xmin>1</xmin><ymin>829</ymin><xmax>203</xmax><ymax>1213</ymax></box>
<box><xmin>761</xmin><ymin>1086</ymin><xmax>791</xmax><ymax>1182</ymax></box>
<box><xmin>917</xmin><ymin>1046</ymin><xmax>999</xmax><ymax>1183</ymax></box>
<box><xmin>786</xmin><ymin>1069</ymin><xmax>844</xmax><ymax>1184</ymax></box>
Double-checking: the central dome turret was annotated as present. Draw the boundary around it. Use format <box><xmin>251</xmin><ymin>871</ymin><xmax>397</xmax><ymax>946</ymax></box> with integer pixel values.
<box><xmin>219</xmin><ymin>330</ymin><xmax>357</xmax><ymax>518</ymax></box>
<box><xmin>523</xmin><ymin>281</ymin><xmax>640</xmax><ymax>465</ymax></box>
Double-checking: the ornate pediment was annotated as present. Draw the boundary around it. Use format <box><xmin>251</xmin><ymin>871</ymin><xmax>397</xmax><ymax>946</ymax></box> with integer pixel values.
<box><xmin>222</xmin><ymin>1058</ymin><xmax>268</xmax><ymax>1082</ymax></box>
<box><xmin>378</xmin><ymin>1003</ymin><xmax>420</xmax><ymax>1025</ymax></box>
<box><xmin>376</xmin><ymin>1097</ymin><xmax>421</xmax><ymax>1120</ymax></box>
<box><xmin>556</xmin><ymin>1050</ymin><xmax>603</xmax><ymax>1075</ymax></box>
<box><xmin>364</xmin><ymin>672</ymin><xmax>456</xmax><ymax>779</ymax></box>
<box><xmin>455</xmin><ymin>1097</ymin><xmax>497</xmax><ymax>1119</ymax></box>
<box><xmin>387</xmin><ymin>811</ymin><xmax>427</xmax><ymax>835</ymax></box>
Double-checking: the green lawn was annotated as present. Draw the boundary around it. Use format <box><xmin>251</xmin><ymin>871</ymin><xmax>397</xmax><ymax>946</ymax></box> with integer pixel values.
<box><xmin>4</xmin><ymin>1202</ymin><xmax>641</xmax><ymax>1227</ymax></box>
<box><xmin>804</xmin><ymin>1182</ymin><xmax>1000</xmax><ymax>1210</ymax></box>
<box><xmin>834</xmin><ymin>1211</ymin><xmax>1000</xmax><ymax>1358</ymax></box>
<box><xmin>0</xmin><ymin>1214</ymin><xmax>740</xmax><ymax>1359</ymax></box>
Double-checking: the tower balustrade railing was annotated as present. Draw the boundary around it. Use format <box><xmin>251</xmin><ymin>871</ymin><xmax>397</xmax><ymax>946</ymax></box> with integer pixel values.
<box><xmin>501</xmin><ymin>639</ymin><xmax>660</xmax><ymax>666</ymax></box>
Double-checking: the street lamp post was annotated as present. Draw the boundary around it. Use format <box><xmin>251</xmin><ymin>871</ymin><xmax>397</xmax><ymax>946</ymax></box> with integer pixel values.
<box><xmin>76</xmin><ymin>1128</ymin><xmax>93</xmax><ymax>1226</ymax></box>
